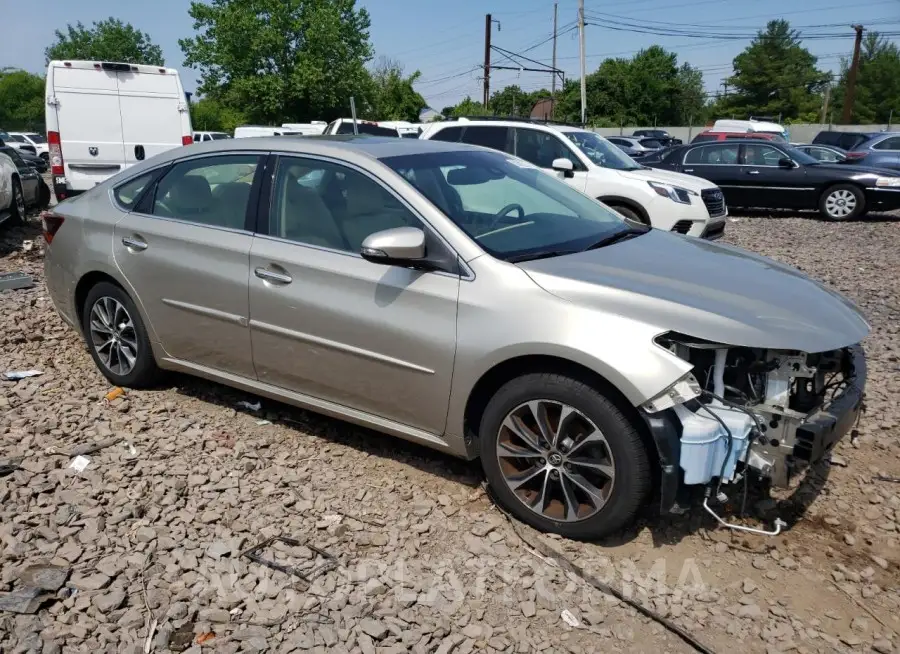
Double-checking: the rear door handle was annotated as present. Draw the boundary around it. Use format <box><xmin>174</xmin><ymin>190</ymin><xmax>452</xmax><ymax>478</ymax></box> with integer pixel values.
<box><xmin>747</xmin><ymin>170</ymin><xmax>760</xmax><ymax>175</ymax></box>
<box><xmin>121</xmin><ymin>236</ymin><xmax>148</xmax><ymax>251</ymax></box>
<box><xmin>254</xmin><ymin>267</ymin><xmax>292</xmax><ymax>285</ymax></box>
<box><xmin>683</xmin><ymin>168</ymin><xmax>694</xmax><ymax>173</ymax></box>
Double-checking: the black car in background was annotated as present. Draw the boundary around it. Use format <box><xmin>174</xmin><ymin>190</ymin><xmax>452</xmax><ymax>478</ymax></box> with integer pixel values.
<box><xmin>0</xmin><ymin>145</ymin><xmax>50</xmax><ymax>210</ymax></box>
<box><xmin>650</xmin><ymin>139</ymin><xmax>900</xmax><ymax>221</ymax></box>
<box><xmin>633</xmin><ymin>129</ymin><xmax>682</xmax><ymax>147</ymax></box>
<box><xmin>794</xmin><ymin>144</ymin><xmax>847</xmax><ymax>163</ymax></box>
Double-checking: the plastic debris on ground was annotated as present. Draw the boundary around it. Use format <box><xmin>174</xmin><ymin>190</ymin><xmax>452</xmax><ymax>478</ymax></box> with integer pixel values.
<box><xmin>256</xmin><ymin>419</ymin><xmax>272</xmax><ymax>426</ymax></box>
<box><xmin>0</xmin><ymin>271</ymin><xmax>34</xmax><ymax>291</ymax></box>
<box><xmin>103</xmin><ymin>387</ymin><xmax>125</xmax><ymax>402</ymax></box>
<box><xmin>237</xmin><ymin>400</ymin><xmax>261</xmax><ymax>411</ymax></box>
<box><xmin>561</xmin><ymin>609</ymin><xmax>581</xmax><ymax>627</ymax></box>
<box><xmin>2</xmin><ymin>370</ymin><xmax>43</xmax><ymax>381</ymax></box>
<box><xmin>68</xmin><ymin>455</ymin><xmax>90</xmax><ymax>473</ymax></box>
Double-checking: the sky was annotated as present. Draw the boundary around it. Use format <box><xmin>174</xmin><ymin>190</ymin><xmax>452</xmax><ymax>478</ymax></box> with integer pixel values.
<box><xmin>3</xmin><ymin>0</ymin><xmax>899</xmax><ymax>114</ymax></box>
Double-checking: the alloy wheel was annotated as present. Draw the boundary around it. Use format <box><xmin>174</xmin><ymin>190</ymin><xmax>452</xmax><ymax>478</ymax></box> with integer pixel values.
<box><xmin>825</xmin><ymin>189</ymin><xmax>857</xmax><ymax>219</ymax></box>
<box><xmin>496</xmin><ymin>399</ymin><xmax>616</xmax><ymax>522</ymax></box>
<box><xmin>89</xmin><ymin>297</ymin><xmax>139</xmax><ymax>376</ymax></box>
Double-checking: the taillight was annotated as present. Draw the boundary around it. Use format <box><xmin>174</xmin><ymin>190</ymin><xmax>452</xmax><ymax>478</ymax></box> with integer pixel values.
<box><xmin>182</xmin><ymin>135</ymin><xmax>193</xmax><ymax>146</ymax></box>
<box><xmin>844</xmin><ymin>151</ymin><xmax>868</xmax><ymax>161</ymax></box>
<box><xmin>48</xmin><ymin>131</ymin><xmax>64</xmax><ymax>175</ymax></box>
<box><xmin>41</xmin><ymin>212</ymin><xmax>65</xmax><ymax>244</ymax></box>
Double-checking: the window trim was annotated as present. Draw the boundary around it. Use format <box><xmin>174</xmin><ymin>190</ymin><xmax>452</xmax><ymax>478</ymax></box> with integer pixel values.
<box><xmin>123</xmin><ymin>150</ymin><xmax>268</xmax><ymax>232</ymax></box>
<box><xmin>259</xmin><ymin>151</ymin><xmax>471</xmax><ymax>279</ymax></box>
<box><xmin>684</xmin><ymin>144</ymin><xmax>741</xmax><ymax>166</ymax></box>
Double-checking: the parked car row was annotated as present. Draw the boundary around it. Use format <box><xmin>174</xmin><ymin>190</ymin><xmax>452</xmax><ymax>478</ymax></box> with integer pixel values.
<box><xmin>0</xmin><ymin>143</ymin><xmax>51</xmax><ymax>227</ymax></box>
<box><xmin>42</xmin><ymin>135</ymin><xmax>869</xmax><ymax>539</ymax></box>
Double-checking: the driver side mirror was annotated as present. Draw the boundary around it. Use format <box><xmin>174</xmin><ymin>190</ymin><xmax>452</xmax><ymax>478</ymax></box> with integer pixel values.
<box><xmin>778</xmin><ymin>157</ymin><xmax>797</xmax><ymax>169</ymax></box>
<box><xmin>360</xmin><ymin>227</ymin><xmax>427</xmax><ymax>267</ymax></box>
<box><xmin>552</xmin><ymin>157</ymin><xmax>575</xmax><ymax>178</ymax></box>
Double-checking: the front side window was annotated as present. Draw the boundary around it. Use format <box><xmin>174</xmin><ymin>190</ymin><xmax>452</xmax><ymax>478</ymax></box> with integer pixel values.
<box><xmin>685</xmin><ymin>144</ymin><xmax>739</xmax><ymax>165</ymax></box>
<box><xmin>514</xmin><ymin>128</ymin><xmax>576</xmax><ymax>169</ymax></box>
<box><xmin>269</xmin><ymin>157</ymin><xmax>418</xmax><ymax>252</ymax></box>
<box><xmin>383</xmin><ymin>149</ymin><xmax>628</xmax><ymax>262</ymax></box>
<box><xmin>740</xmin><ymin>144</ymin><xmax>784</xmax><ymax>166</ymax></box>
<box><xmin>563</xmin><ymin>131</ymin><xmax>641</xmax><ymax>170</ymax></box>
<box><xmin>460</xmin><ymin>126</ymin><xmax>511</xmax><ymax>152</ymax></box>
<box><xmin>151</xmin><ymin>154</ymin><xmax>260</xmax><ymax>229</ymax></box>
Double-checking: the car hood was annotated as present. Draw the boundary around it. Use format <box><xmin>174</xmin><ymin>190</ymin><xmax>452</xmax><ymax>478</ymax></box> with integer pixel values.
<box><xmin>616</xmin><ymin>166</ymin><xmax>716</xmax><ymax>191</ymax></box>
<box><xmin>518</xmin><ymin>230</ymin><xmax>869</xmax><ymax>353</ymax></box>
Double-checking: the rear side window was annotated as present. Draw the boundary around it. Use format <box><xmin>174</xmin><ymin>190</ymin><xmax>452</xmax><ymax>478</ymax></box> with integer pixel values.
<box><xmin>430</xmin><ymin>126</ymin><xmax>463</xmax><ymax>142</ymax></box>
<box><xmin>150</xmin><ymin>155</ymin><xmax>261</xmax><ymax>229</ymax></box>
<box><xmin>461</xmin><ymin>126</ymin><xmax>511</xmax><ymax>153</ymax></box>
<box><xmin>685</xmin><ymin>144</ymin><xmax>739</xmax><ymax>165</ymax></box>
<box><xmin>874</xmin><ymin>137</ymin><xmax>900</xmax><ymax>150</ymax></box>
<box><xmin>114</xmin><ymin>171</ymin><xmax>156</xmax><ymax>209</ymax></box>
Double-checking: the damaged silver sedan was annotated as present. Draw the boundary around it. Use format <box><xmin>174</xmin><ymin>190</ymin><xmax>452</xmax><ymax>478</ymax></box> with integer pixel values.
<box><xmin>43</xmin><ymin>138</ymin><xmax>867</xmax><ymax>540</ymax></box>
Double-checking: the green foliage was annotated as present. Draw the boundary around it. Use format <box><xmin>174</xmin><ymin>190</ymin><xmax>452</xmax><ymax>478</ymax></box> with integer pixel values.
<box><xmin>180</xmin><ymin>0</ymin><xmax>373</xmax><ymax>124</ymax></box>
<box><xmin>449</xmin><ymin>97</ymin><xmax>491</xmax><ymax>117</ymax></box>
<box><xmin>551</xmin><ymin>46</ymin><xmax>706</xmax><ymax>125</ymax></box>
<box><xmin>367</xmin><ymin>59</ymin><xmax>426</xmax><ymax>122</ymax></box>
<box><xmin>189</xmin><ymin>96</ymin><xmax>246</xmax><ymax>133</ymax></box>
<box><xmin>0</xmin><ymin>69</ymin><xmax>45</xmax><ymax>132</ymax></box>
<box><xmin>833</xmin><ymin>33</ymin><xmax>900</xmax><ymax>124</ymax></box>
<box><xmin>45</xmin><ymin>18</ymin><xmax>164</xmax><ymax>65</ymax></box>
<box><xmin>717</xmin><ymin>20</ymin><xmax>827</xmax><ymax>121</ymax></box>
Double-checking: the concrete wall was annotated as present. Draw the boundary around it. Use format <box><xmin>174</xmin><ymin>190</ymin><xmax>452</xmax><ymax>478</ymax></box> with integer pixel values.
<box><xmin>590</xmin><ymin>123</ymin><xmax>896</xmax><ymax>144</ymax></box>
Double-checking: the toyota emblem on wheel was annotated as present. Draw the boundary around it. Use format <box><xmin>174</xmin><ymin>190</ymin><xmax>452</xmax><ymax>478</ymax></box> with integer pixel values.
<box><xmin>89</xmin><ymin>147</ymin><xmax>99</xmax><ymax>156</ymax></box>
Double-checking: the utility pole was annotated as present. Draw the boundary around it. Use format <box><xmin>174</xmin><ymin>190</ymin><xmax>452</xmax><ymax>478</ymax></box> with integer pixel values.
<box><xmin>821</xmin><ymin>85</ymin><xmax>831</xmax><ymax>125</ymax></box>
<box><xmin>483</xmin><ymin>14</ymin><xmax>492</xmax><ymax>108</ymax></box>
<box><xmin>551</xmin><ymin>1</ymin><xmax>558</xmax><ymax>119</ymax></box>
<box><xmin>841</xmin><ymin>24</ymin><xmax>864</xmax><ymax>123</ymax></box>
<box><xmin>578</xmin><ymin>0</ymin><xmax>586</xmax><ymax>124</ymax></box>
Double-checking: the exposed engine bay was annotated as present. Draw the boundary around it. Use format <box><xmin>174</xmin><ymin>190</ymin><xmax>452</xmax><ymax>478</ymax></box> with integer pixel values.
<box><xmin>643</xmin><ymin>332</ymin><xmax>866</xmax><ymax>495</ymax></box>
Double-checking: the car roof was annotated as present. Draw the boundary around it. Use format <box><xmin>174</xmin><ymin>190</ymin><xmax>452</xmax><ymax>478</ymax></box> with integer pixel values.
<box><xmin>435</xmin><ymin>119</ymin><xmax>591</xmax><ymax>135</ymax></box>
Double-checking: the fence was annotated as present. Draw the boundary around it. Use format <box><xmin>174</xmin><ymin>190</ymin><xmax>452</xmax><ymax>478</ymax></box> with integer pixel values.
<box><xmin>590</xmin><ymin>123</ymin><xmax>896</xmax><ymax>144</ymax></box>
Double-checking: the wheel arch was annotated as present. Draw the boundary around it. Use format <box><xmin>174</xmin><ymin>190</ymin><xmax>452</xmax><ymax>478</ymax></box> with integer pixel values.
<box><xmin>461</xmin><ymin>354</ymin><xmax>663</xmax><ymax>483</ymax></box>
<box><xmin>596</xmin><ymin>195</ymin><xmax>650</xmax><ymax>224</ymax></box>
<box><xmin>72</xmin><ymin>268</ymin><xmax>161</xmax><ymax>348</ymax></box>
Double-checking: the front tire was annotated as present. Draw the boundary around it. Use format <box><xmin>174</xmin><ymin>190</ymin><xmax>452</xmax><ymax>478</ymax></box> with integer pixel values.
<box><xmin>479</xmin><ymin>373</ymin><xmax>651</xmax><ymax>540</ymax></box>
<box><xmin>7</xmin><ymin>178</ymin><xmax>25</xmax><ymax>226</ymax></box>
<box><xmin>819</xmin><ymin>184</ymin><xmax>864</xmax><ymax>221</ymax></box>
<box><xmin>82</xmin><ymin>282</ymin><xmax>160</xmax><ymax>388</ymax></box>
<box><xmin>609</xmin><ymin>204</ymin><xmax>644</xmax><ymax>223</ymax></box>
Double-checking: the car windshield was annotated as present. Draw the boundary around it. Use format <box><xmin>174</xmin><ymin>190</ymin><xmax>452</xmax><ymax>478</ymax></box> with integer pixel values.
<box><xmin>381</xmin><ymin>149</ymin><xmax>629</xmax><ymax>262</ymax></box>
<box><xmin>25</xmin><ymin>133</ymin><xmax>46</xmax><ymax>143</ymax></box>
<box><xmin>562</xmin><ymin>131</ymin><xmax>642</xmax><ymax>170</ymax></box>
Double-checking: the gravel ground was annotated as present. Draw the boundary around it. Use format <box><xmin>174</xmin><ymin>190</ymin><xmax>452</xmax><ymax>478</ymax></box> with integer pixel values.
<box><xmin>1</xmin><ymin>207</ymin><xmax>899</xmax><ymax>654</ymax></box>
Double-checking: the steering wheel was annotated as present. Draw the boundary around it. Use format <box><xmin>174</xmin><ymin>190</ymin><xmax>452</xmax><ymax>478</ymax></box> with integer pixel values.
<box><xmin>485</xmin><ymin>203</ymin><xmax>525</xmax><ymax>232</ymax></box>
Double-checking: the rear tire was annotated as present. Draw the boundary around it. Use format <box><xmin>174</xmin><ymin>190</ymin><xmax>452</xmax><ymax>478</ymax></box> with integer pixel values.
<box><xmin>479</xmin><ymin>373</ymin><xmax>651</xmax><ymax>540</ymax></box>
<box><xmin>819</xmin><ymin>184</ymin><xmax>864</xmax><ymax>221</ymax></box>
<box><xmin>37</xmin><ymin>179</ymin><xmax>51</xmax><ymax>210</ymax></box>
<box><xmin>82</xmin><ymin>282</ymin><xmax>161</xmax><ymax>388</ymax></box>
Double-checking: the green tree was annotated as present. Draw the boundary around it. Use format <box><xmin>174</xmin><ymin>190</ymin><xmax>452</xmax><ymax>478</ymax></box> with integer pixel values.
<box><xmin>368</xmin><ymin>58</ymin><xmax>426</xmax><ymax>122</ymax></box>
<box><xmin>489</xmin><ymin>85</ymin><xmax>532</xmax><ymax>116</ymax></box>
<box><xmin>449</xmin><ymin>96</ymin><xmax>491</xmax><ymax>117</ymax></box>
<box><xmin>45</xmin><ymin>18</ymin><xmax>164</xmax><ymax>65</ymax></box>
<box><xmin>180</xmin><ymin>0</ymin><xmax>373</xmax><ymax>124</ymax></box>
<box><xmin>833</xmin><ymin>32</ymin><xmax>900</xmax><ymax>124</ymax></box>
<box><xmin>189</xmin><ymin>96</ymin><xmax>246</xmax><ymax>133</ymax></box>
<box><xmin>0</xmin><ymin>69</ymin><xmax>45</xmax><ymax>132</ymax></box>
<box><xmin>718</xmin><ymin>20</ymin><xmax>827</xmax><ymax>121</ymax></box>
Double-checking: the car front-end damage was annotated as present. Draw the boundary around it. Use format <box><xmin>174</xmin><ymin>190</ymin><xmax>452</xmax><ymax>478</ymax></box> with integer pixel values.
<box><xmin>640</xmin><ymin>332</ymin><xmax>866</xmax><ymax>520</ymax></box>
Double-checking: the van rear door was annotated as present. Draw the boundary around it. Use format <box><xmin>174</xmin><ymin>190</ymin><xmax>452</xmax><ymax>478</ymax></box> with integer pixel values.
<box><xmin>118</xmin><ymin>69</ymin><xmax>187</xmax><ymax>167</ymax></box>
<box><xmin>52</xmin><ymin>65</ymin><xmax>126</xmax><ymax>190</ymax></box>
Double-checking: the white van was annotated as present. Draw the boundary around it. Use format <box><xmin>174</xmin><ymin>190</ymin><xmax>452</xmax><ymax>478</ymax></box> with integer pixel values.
<box><xmin>234</xmin><ymin>126</ymin><xmax>301</xmax><ymax>138</ymax></box>
<box><xmin>377</xmin><ymin>121</ymin><xmax>421</xmax><ymax>138</ymax></box>
<box><xmin>712</xmin><ymin>119</ymin><xmax>787</xmax><ymax>139</ymax></box>
<box><xmin>281</xmin><ymin>121</ymin><xmax>327</xmax><ymax>135</ymax></box>
<box><xmin>46</xmin><ymin>60</ymin><xmax>192</xmax><ymax>201</ymax></box>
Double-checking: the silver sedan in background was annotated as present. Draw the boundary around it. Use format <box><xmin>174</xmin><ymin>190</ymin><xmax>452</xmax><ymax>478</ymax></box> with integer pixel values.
<box><xmin>43</xmin><ymin>136</ymin><xmax>868</xmax><ymax>539</ymax></box>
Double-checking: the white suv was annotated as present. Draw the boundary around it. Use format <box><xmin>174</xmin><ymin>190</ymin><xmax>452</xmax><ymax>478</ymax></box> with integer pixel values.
<box><xmin>421</xmin><ymin>119</ymin><xmax>726</xmax><ymax>239</ymax></box>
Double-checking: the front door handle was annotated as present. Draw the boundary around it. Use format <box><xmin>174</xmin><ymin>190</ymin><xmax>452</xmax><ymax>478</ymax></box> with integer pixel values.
<box><xmin>747</xmin><ymin>169</ymin><xmax>760</xmax><ymax>175</ymax></box>
<box><xmin>254</xmin><ymin>267</ymin><xmax>292</xmax><ymax>285</ymax></box>
<box><xmin>683</xmin><ymin>168</ymin><xmax>694</xmax><ymax>173</ymax></box>
<box><xmin>121</xmin><ymin>236</ymin><xmax>148</xmax><ymax>251</ymax></box>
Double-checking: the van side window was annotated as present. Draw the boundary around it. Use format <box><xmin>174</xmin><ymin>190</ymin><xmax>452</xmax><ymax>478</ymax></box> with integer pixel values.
<box><xmin>150</xmin><ymin>155</ymin><xmax>261</xmax><ymax>229</ymax></box>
